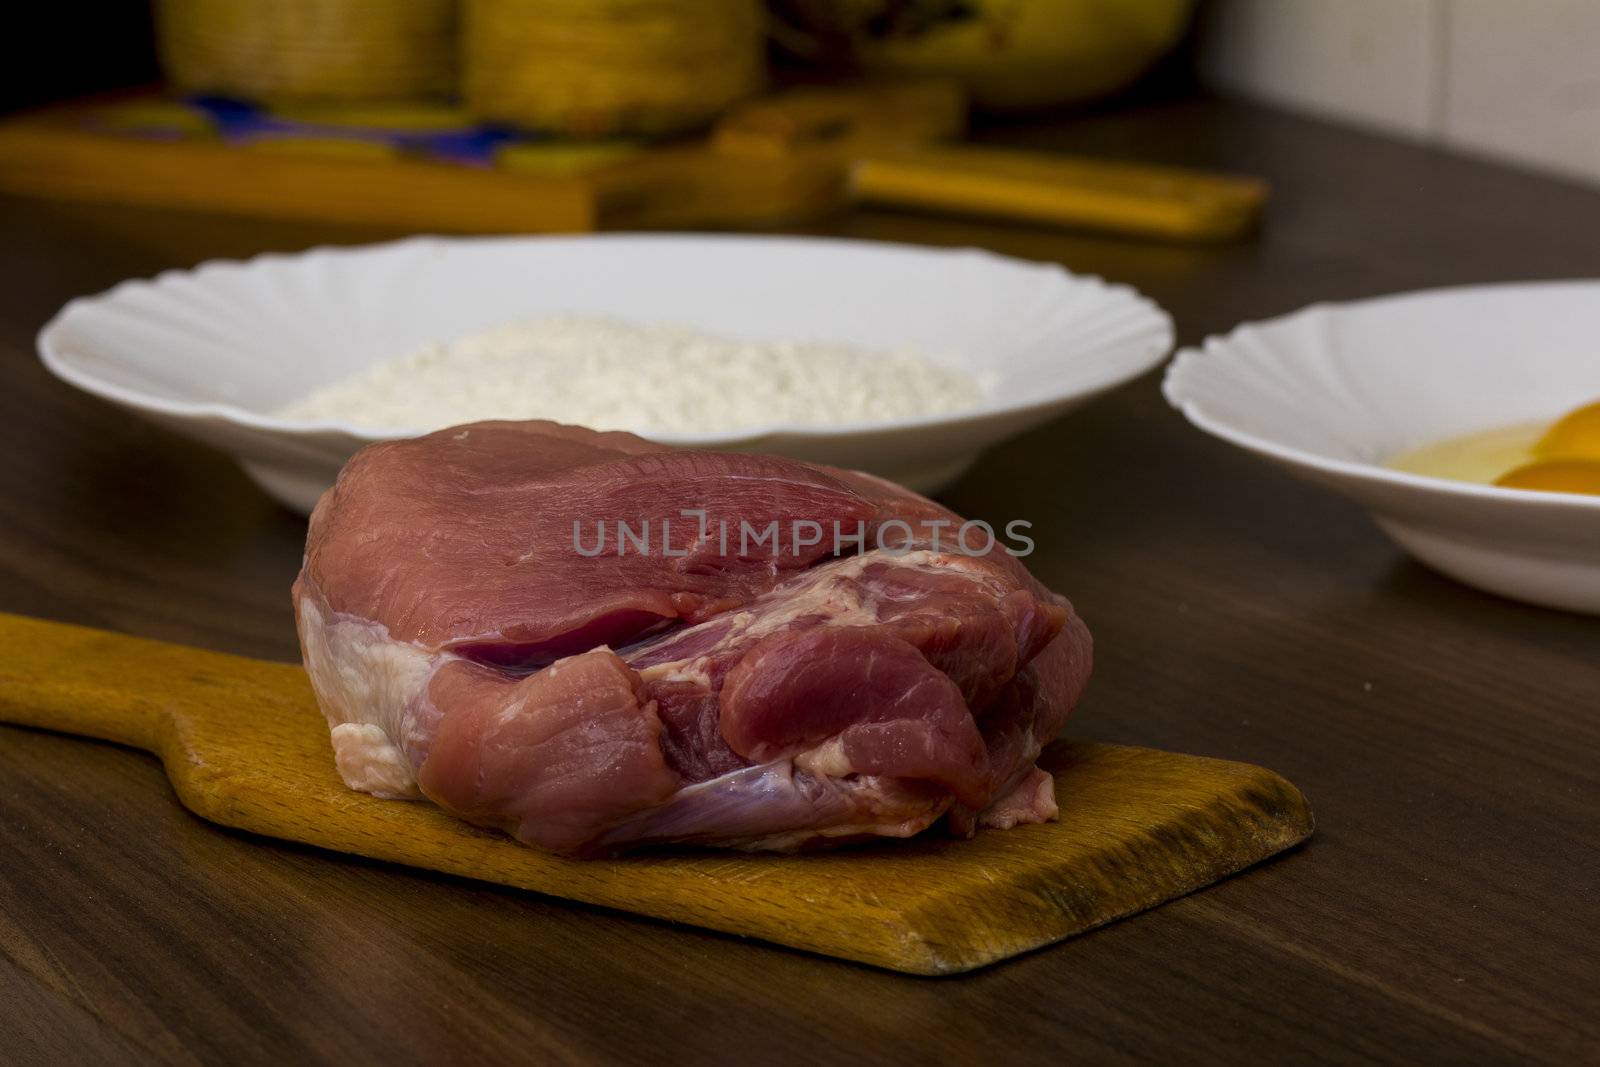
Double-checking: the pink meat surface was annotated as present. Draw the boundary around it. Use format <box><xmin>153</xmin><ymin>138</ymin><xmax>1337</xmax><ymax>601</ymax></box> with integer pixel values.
<box><xmin>294</xmin><ymin>420</ymin><xmax>1093</xmax><ymax>855</ymax></box>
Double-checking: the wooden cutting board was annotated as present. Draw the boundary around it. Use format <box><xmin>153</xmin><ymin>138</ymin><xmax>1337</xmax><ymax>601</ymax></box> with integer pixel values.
<box><xmin>0</xmin><ymin>612</ymin><xmax>1313</xmax><ymax>974</ymax></box>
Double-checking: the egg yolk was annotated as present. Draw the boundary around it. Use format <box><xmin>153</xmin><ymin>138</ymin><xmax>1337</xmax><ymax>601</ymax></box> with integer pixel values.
<box><xmin>1494</xmin><ymin>459</ymin><xmax>1600</xmax><ymax>496</ymax></box>
<box><xmin>1532</xmin><ymin>399</ymin><xmax>1600</xmax><ymax>460</ymax></box>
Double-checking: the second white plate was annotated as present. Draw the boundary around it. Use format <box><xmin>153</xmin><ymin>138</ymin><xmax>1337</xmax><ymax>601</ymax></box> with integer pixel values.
<box><xmin>1164</xmin><ymin>280</ymin><xmax>1600</xmax><ymax>613</ymax></box>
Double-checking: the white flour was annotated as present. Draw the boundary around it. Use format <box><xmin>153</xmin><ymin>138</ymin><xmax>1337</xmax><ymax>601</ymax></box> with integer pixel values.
<box><xmin>277</xmin><ymin>315</ymin><xmax>987</xmax><ymax>434</ymax></box>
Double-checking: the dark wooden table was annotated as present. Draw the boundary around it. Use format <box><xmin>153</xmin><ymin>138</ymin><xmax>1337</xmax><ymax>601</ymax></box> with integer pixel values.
<box><xmin>2</xmin><ymin>97</ymin><xmax>1597</xmax><ymax>1065</ymax></box>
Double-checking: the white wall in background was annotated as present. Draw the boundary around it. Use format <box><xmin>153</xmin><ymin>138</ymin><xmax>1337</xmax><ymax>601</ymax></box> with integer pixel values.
<box><xmin>1197</xmin><ymin>0</ymin><xmax>1600</xmax><ymax>186</ymax></box>
<box><xmin>1197</xmin><ymin>0</ymin><xmax>1442</xmax><ymax>139</ymax></box>
<box><xmin>1441</xmin><ymin>0</ymin><xmax>1600</xmax><ymax>185</ymax></box>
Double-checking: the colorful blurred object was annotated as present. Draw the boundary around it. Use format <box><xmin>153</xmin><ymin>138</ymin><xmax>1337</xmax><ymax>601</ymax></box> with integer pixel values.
<box><xmin>183</xmin><ymin>97</ymin><xmax>510</xmax><ymax>165</ymax></box>
<box><xmin>77</xmin><ymin>95</ymin><xmax>654</xmax><ymax>175</ymax></box>
<box><xmin>771</xmin><ymin>0</ymin><xmax>1195</xmax><ymax>111</ymax></box>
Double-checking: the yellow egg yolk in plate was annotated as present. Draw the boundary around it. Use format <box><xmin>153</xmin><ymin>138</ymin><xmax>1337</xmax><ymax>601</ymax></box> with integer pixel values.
<box><xmin>1493</xmin><ymin>459</ymin><xmax>1600</xmax><ymax>496</ymax></box>
<box><xmin>1387</xmin><ymin>397</ymin><xmax>1600</xmax><ymax>498</ymax></box>
<box><xmin>1532</xmin><ymin>400</ymin><xmax>1600</xmax><ymax>461</ymax></box>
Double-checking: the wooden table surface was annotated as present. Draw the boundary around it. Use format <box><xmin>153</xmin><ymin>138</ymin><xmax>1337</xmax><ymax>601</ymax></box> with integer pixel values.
<box><xmin>2</xmin><ymin>97</ymin><xmax>1597</xmax><ymax>1065</ymax></box>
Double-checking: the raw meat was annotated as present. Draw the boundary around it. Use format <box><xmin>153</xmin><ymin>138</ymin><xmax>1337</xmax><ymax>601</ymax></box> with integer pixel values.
<box><xmin>293</xmin><ymin>421</ymin><xmax>1092</xmax><ymax>855</ymax></box>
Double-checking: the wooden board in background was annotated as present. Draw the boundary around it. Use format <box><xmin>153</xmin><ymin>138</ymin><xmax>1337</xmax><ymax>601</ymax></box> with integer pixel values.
<box><xmin>0</xmin><ymin>88</ymin><xmax>1266</xmax><ymax>239</ymax></box>
<box><xmin>0</xmin><ymin>88</ymin><xmax>917</xmax><ymax>234</ymax></box>
<box><xmin>0</xmin><ymin>611</ymin><xmax>1312</xmax><ymax>975</ymax></box>
<box><xmin>0</xmin><ymin>113</ymin><xmax>599</xmax><ymax>233</ymax></box>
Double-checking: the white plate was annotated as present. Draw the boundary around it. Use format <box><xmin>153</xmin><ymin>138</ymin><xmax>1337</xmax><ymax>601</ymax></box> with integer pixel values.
<box><xmin>38</xmin><ymin>234</ymin><xmax>1173</xmax><ymax>513</ymax></box>
<box><xmin>1164</xmin><ymin>281</ymin><xmax>1600</xmax><ymax>614</ymax></box>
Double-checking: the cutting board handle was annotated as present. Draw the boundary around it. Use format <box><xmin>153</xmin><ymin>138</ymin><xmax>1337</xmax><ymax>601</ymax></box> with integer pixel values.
<box><xmin>0</xmin><ymin>613</ymin><xmax>206</xmax><ymax>753</ymax></box>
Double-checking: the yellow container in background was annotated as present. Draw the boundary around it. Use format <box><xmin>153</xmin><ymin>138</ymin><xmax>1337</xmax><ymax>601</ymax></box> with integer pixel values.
<box><xmin>156</xmin><ymin>0</ymin><xmax>457</xmax><ymax>103</ymax></box>
<box><xmin>462</xmin><ymin>0</ymin><xmax>766</xmax><ymax>137</ymax></box>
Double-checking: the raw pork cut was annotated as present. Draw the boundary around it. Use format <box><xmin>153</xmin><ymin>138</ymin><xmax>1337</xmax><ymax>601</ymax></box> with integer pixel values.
<box><xmin>293</xmin><ymin>421</ymin><xmax>1092</xmax><ymax>855</ymax></box>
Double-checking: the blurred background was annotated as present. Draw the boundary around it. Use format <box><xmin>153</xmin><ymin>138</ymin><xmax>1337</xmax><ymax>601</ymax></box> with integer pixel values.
<box><xmin>2</xmin><ymin>1</ymin><xmax>1593</xmax><ymax>242</ymax></box>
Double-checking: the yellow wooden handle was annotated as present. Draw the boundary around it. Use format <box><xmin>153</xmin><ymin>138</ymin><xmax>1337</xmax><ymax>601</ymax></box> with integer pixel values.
<box><xmin>0</xmin><ymin>613</ymin><xmax>195</xmax><ymax>751</ymax></box>
<box><xmin>851</xmin><ymin>144</ymin><xmax>1268</xmax><ymax>241</ymax></box>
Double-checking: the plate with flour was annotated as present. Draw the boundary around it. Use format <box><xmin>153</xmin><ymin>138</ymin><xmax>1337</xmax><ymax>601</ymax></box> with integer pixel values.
<box><xmin>38</xmin><ymin>234</ymin><xmax>1172</xmax><ymax>511</ymax></box>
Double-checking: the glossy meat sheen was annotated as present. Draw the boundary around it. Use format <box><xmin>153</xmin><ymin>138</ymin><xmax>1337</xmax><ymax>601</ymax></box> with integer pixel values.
<box><xmin>302</xmin><ymin>421</ymin><xmax>880</xmax><ymax>656</ymax></box>
<box><xmin>294</xmin><ymin>420</ymin><xmax>1093</xmax><ymax>855</ymax></box>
